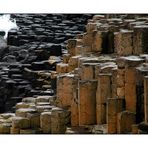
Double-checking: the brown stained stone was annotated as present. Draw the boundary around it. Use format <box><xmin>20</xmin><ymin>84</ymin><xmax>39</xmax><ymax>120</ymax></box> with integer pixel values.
<box><xmin>82</xmin><ymin>46</ymin><xmax>92</xmax><ymax>54</ymax></box>
<box><xmin>75</xmin><ymin>45</ymin><xmax>83</xmax><ymax>55</ymax></box>
<box><xmin>71</xmin><ymin>78</ymin><xmax>79</xmax><ymax>126</ymax></box>
<box><xmin>125</xmin><ymin>83</ymin><xmax>137</xmax><ymax>113</ymax></box>
<box><xmin>86</xmin><ymin>22</ymin><xmax>97</xmax><ymax>33</ymax></box>
<box><xmin>96</xmin><ymin>73</ymin><xmax>111</xmax><ymax>105</ymax></box>
<box><xmin>107</xmin><ymin>98</ymin><xmax>124</xmax><ymax>116</ymax></box>
<box><xmin>68</xmin><ymin>55</ymin><xmax>81</xmax><ymax>72</ymax></box>
<box><xmin>111</xmin><ymin>68</ymin><xmax>117</xmax><ymax>98</ymax></box>
<box><xmin>117</xmin><ymin>74</ymin><xmax>125</xmax><ymax>87</ymax></box>
<box><xmin>117</xmin><ymin>68</ymin><xmax>125</xmax><ymax>76</ymax></box>
<box><xmin>125</xmin><ymin>67</ymin><xmax>137</xmax><ymax>84</ymax></box>
<box><xmin>56</xmin><ymin>74</ymin><xmax>75</xmax><ymax>108</ymax></box>
<box><xmin>83</xmin><ymin>32</ymin><xmax>94</xmax><ymax>47</ymax></box>
<box><xmin>92</xmin><ymin>31</ymin><xmax>102</xmax><ymax>52</ymax></box>
<box><xmin>117</xmin><ymin>87</ymin><xmax>125</xmax><ymax>98</ymax></box>
<box><xmin>40</xmin><ymin>111</ymin><xmax>52</xmax><ymax>133</ymax></box>
<box><xmin>117</xmin><ymin>111</ymin><xmax>136</xmax><ymax>134</ymax></box>
<box><xmin>96</xmin><ymin>104</ymin><xmax>106</xmax><ymax>124</ymax></box>
<box><xmin>80</xmin><ymin>63</ymin><xmax>97</xmax><ymax>80</ymax></box>
<box><xmin>63</xmin><ymin>54</ymin><xmax>71</xmax><ymax>64</ymax></box>
<box><xmin>66</xmin><ymin>39</ymin><xmax>83</xmax><ymax>56</ymax></box>
<box><xmin>107</xmin><ymin>98</ymin><xmax>125</xmax><ymax>134</ymax></box>
<box><xmin>114</xmin><ymin>30</ymin><xmax>133</xmax><ymax>56</ymax></box>
<box><xmin>79</xmin><ymin>80</ymin><xmax>97</xmax><ymax>125</ymax></box>
<box><xmin>71</xmin><ymin>99</ymin><xmax>79</xmax><ymax>127</ymax></box>
<box><xmin>56</xmin><ymin>63</ymin><xmax>68</xmax><ymax>73</ymax></box>
<box><xmin>66</xmin><ymin>39</ymin><xmax>77</xmax><ymax>56</ymax></box>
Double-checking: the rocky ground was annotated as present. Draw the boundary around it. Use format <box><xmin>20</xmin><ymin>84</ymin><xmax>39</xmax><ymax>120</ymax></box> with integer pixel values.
<box><xmin>0</xmin><ymin>14</ymin><xmax>93</xmax><ymax>113</ymax></box>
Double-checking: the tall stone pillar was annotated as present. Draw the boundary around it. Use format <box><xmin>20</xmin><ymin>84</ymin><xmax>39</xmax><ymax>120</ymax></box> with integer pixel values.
<box><xmin>79</xmin><ymin>80</ymin><xmax>97</xmax><ymax>125</ymax></box>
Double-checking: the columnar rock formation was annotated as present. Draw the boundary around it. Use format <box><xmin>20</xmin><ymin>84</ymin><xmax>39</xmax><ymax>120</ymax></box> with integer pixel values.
<box><xmin>55</xmin><ymin>14</ymin><xmax>148</xmax><ymax>134</ymax></box>
<box><xmin>0</xmin><ymin>14</ymin><xmax>148</xmax><ymax>134</ymax></box>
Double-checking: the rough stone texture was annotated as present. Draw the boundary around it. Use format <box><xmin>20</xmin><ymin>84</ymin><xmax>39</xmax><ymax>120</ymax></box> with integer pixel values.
<box><xmin>96</xmin><ymin>73</ymin><xmax>111</xmax><ymax>124</ymax></box>
<box><xmin>51</xmin><ymin>107</ymin><xmax>70</xmax><ymax>134</ymax></box>
<box><xmin>107</xmin><ymin>98</ymin><xmax>125</xmax><ymax>134</ymax></box>
<box><xmin>0</xmin><ymin>14</ymin><xmax>148</xmax><ymax>134</ymax></box>
<box><xmin>117</xmin><ymin>111</ymin><xmax>136</xmax><ymax>134</ymax></box>
<box><xmin>79</xmin><ymin>80</ymin><xmax>97</xmax><ymax>125</ymax></box>
<box><xmin>56</xmin><ymin>74</ymin><xmax>75</xmax><ymax>108</ymax></box>
<box><xmin>114</xmin><ymin>30</ymin><xmax>133</xmax><ymax>56</ymax></box>
<box><xmin>40</xmin><ymin>111</ymin><xmax>52</xmax><ymax>133</ymax></box>
<box><xmin>12</xmin><ymin>116</ymin><xmax>30</xmax><ymax>129</ymax></box>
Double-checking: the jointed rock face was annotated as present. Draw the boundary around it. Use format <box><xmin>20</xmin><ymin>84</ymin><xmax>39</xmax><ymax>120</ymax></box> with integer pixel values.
<box><xmin>0</xmin><ymin>14</ymin><xmax>148</xmax><ymax>134</ymax></box>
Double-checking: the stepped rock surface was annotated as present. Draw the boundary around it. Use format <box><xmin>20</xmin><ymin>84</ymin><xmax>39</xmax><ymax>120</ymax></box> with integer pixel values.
<box><xmin>0</xmin><ymin>14</ymin><xmax>148</xmax><ymax>134</ymax></box>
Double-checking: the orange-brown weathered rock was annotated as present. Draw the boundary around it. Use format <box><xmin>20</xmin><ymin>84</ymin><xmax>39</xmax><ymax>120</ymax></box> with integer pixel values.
<box><xmin>68</xmin><ymin>55</ymin><xmax>81</xmax><ymax>72</ymax></box>
<box><xmin>80</xmin><ymin>63</ymin><xmax>99</xmax><ymax>80</ymax></box>
<box><xmin>117</xmin><ymin>111</ymin><xmax>136</xmax><ymax>134</ymax></box>
<box><xmin>56</xmin><ymin>74</ymin><xmax>75</xmax><ymax>108</ymax></box>
<box><xmin>79</xmin><ymin>80</ymin><xmax>97</xmax><ymax>125</ymax></box>
<box><xmin>107</xmin><ymin>98</ymin><xmax>125</xmax><ymax>134</ymax></box>
<box><xmin>63</xmin><ymin>53</ymin><xmax>71</xmax><ymax>63</ymax></box>
<box><xmin>56</xmin><ymin>63</ymin><xmax>68</xmax><ymax>73</ymax></box>
<box><xmin>70</xmin><ymin>77</ymin><xmax>79</xmax><ymax>126</ymax></box>
<box><xmin>114</xmin><ymin>30</ymin><xmax>133</xmax><ymax>56</ymax></box>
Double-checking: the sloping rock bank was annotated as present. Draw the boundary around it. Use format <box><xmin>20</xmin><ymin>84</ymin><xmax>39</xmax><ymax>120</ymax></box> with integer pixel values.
<box><xmin>0</xmin><ymin>14</ymin><xmax>92</xmax><ymax>113</ymax></box>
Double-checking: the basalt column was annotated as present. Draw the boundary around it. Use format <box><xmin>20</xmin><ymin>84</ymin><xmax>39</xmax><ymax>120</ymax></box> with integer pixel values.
<box><xmin>79</xmin><ymin>80</ymin><xmax>97</xmax><ymax>125</ymax></box>
<box><xmin>133</xmin><ymin>26</ymin><xmax>148</xmax><ymax>55</ymax></box>
<box><xmin>124</xmin><ymin>56</ymin><xmax>144</xmax><ymax>113</ymax></box>
<box><xmin>96</xmin><ymin>73</ymin><xmax>112</xmax><ymax>124</ymax></box>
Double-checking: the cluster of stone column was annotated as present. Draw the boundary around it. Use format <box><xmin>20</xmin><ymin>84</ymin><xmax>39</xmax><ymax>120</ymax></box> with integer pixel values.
<box><xmin>0</xmin><ymin>95</ymin><xmax>70</xmax><ymax>134</ymax></box>
<box><xmin>55</xmin><ymin>14</ymin><xmax>148</xmax><ymax>134</ymax></box>
<box><xmin>1</xmin><ymin>14</ymin><xmax>148</xmax><ymax>134</ymax></box>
